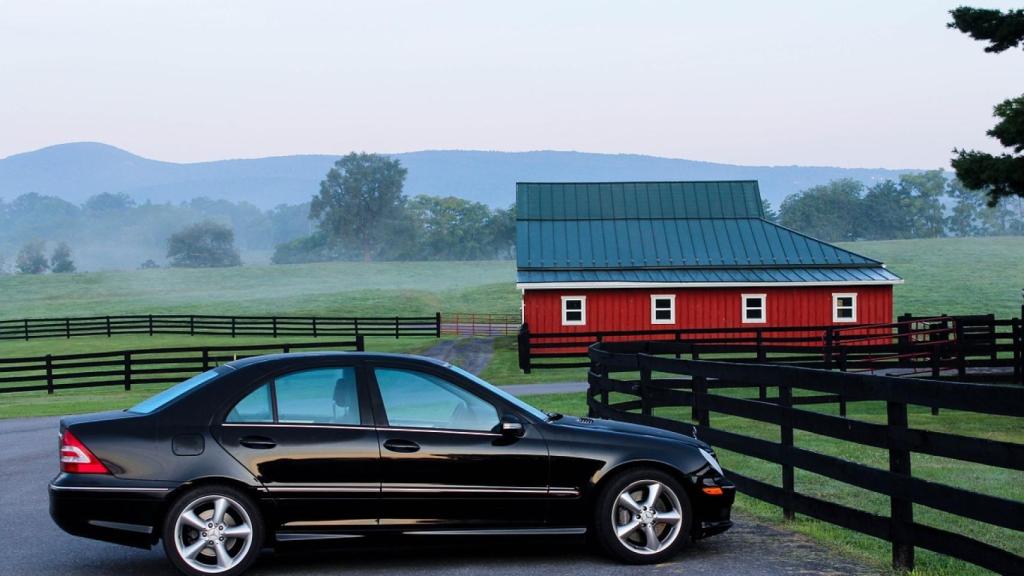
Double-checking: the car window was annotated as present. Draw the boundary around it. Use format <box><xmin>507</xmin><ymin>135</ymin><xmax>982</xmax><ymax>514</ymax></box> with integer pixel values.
<box><xmin>225</xmin><ymin>383</ymin><xmax>273</xmax><ymax>423</ymax></box>
<box><xmin>374</xmin><ymin>368</ymin><xmax>499</xmax><ymax>432</ymax></box>
<box><xmin>276</xmin><ymin>368</ymin><xmax>361</xmax><ymax>425</ymax></box>
<box><xmin>129</xmin><ymin>368</ymin><xmax>227</xmax><ymax>414</ymax></box>
<box><xmin>224</xmin><ymin>367</ymin><xmax>361</xmax><ymax>425</ymax></box>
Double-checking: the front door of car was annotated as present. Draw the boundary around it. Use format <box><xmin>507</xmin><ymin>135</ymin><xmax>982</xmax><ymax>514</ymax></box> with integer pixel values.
<box><xmin>367</xmin><ymin>364</ymin><xmax>550</xmax><ymax>528</ymax></box>
<box><xmin>216</xmin><ymin>365</ymin><xmax>380</xmax><ymax>530</ymax></box>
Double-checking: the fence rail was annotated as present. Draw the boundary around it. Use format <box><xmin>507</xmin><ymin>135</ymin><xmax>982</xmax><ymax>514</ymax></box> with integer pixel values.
<box><xmin>518</xmin><ymin>314</ymin><xmax>1023</xmax><ymax>383</ymax></box>
<box><xmin>586</xmin><ymin>341</ymin><xmax>1024</xmax><ymax>574</ymax></box>
<box><xmin>0</xmin><ymin>338</ymin><xmax>364</xmax><ymax>395</ymax></box>
<box><xmin>0</xmin><ymin>314</ymin><xmax>441</xmax><ymax>341</ymax></box>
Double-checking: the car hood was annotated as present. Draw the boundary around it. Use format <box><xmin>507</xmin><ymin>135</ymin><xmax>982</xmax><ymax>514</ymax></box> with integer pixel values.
<box><xmin>548</xmin><ymin>415</ymin><xmax>709</xmax><ymax>449</ymax></box>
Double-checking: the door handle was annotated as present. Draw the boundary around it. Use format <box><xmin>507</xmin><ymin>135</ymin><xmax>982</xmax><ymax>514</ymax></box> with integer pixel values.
<box><xmin>239</xmin><ymin>436</ymin><xmax>277</xmax><ymax>449</ymax></box>
<box><xmin>383</xmin><ymin>439</ymin><xmax>420</xmax><ymax>453</ymax></box>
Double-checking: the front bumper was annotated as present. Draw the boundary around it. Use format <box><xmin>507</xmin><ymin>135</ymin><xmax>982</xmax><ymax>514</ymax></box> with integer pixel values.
<box><xmin>692</xmin><ymin>476</ymin><xmax>735</xmax><ymax>540</ymax></box>
<box><xmin>49</xmin><ymin>474</ymin><xmax>175</xmax><ymax>549</ymax></box>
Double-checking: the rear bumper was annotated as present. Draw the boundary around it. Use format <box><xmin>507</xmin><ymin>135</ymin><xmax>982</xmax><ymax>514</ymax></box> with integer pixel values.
<box><xmin>49</xmin><ymin>474</ymin><xmax>175</xmax><ymax>549</ymax></box>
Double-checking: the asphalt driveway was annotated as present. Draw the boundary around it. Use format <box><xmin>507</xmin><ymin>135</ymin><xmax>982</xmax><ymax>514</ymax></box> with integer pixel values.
<box><xmin>1</xmin><ymin>414</ymin><xmax>877</xmax><ymax>576</ymax></box>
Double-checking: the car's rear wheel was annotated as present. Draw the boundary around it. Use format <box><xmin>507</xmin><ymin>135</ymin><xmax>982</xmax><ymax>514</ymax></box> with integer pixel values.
<box><xmin>593</xmin><ymin>467</ymin><xmax>691</xmax><ymax>564</ymax></box>
<box><xmin>162</xmin><ymin>485</ymin><xmax>264</xmax><ymax>576</ymax></box>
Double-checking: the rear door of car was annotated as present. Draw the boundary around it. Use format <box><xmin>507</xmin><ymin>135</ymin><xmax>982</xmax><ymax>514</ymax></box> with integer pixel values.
<box><xmin>216</xmin><ymin>362</ymin><xmax>381</xmax><ymax>530</ymax></box>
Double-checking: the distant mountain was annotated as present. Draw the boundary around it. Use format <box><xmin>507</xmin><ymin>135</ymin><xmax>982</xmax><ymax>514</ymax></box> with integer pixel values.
<box><xmin>0</xmin><ymin>142</ymin><xmax>920</xmax><ymax>209</ymax></box>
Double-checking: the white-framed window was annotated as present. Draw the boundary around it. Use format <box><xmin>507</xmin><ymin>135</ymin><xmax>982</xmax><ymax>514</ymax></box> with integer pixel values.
<box><xmin>741</xmin><ymin>294</ymin><xmax>766</xmax><ymax>324</ymax></box>
<box><xmin>561</xmin><ymin>295</ymin><xmax>586</xmax><ymax>326</ymax></box>
<box><xmin>650</xmin><ymin>294</ymin><xmax>676</xmax><ymax>324</ymax></box>
<box><xmin>832</xmin><ymin>293</ymin><xmax>858</xmax><ymax>323</ymax></box>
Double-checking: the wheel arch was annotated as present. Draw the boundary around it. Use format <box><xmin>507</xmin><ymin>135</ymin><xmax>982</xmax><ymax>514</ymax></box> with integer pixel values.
<box><xmin>155</xmin><ymin>477</ymin><xmax>272</xmax><ymax>543</ymax></box>
<box><xmin>588</xmin><ymin>459</ymin><xmax>700</xmax><ymax>528</ymax></box>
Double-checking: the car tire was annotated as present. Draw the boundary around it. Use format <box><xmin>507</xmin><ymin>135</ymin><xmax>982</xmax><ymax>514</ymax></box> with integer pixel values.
<box><xmin>593</xmin><ymin>467</ymin><xmax>692</xmax><ymax>564</ymax></box>
<box><xmin>162</xmin><ymin>484</ymin><xmax>264</xmax><ymax>576</ymax></box>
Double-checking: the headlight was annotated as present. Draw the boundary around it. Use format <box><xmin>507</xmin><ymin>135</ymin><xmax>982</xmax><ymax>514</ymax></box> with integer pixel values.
<box><xmin>699</xmin><ymin>448</ymin><xmax>723</xmax><ymax>476</ymax></box>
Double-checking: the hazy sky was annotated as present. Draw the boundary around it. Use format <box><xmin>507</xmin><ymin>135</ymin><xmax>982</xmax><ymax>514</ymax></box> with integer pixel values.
<box><xmin>1</xmin><ymin>0</ymin><xmax>1021</xmax><ymax>168</ymax></box>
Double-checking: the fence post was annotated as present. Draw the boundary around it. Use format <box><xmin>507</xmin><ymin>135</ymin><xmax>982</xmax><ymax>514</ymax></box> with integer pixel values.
<box><xmin>106</xmin><ymin>316</ymin><xmax>111</xmax><ymax>338</ymax></box>
<box><xmin>897</xmin><ymin>317</ymin><xmax>910</xmax><ymax>367</ymax></box>
<box><xmin>202</xmin><ymin>349</ymin><xmax>210</xmax><ymax>371</ymax></box>
<box><xmin>65</xmin><ymin>318</ymin><xmax>70</xmax><ymax>339</ymax></box>
<box><xmin>1014</xmin><ymin>319</ymin><xmax>1022</xmax><ymax>384</ymax></box>
<box><xmin>190</xmin><ymin>315</ymin><xmax>195</xmax><ymax>336</ymax></box>
<box><xmin>312</xmin><ymin>317</ymin><xmax>318</xmax><ymax>338</ymax></box>
<box><xmin>282</xmin><ymin>344</ymin><xmax>290</xmax><ymax>354</ymax></box>
<box><xmin>45</xmin><ymin>354</ymin><xmax>54</xmax><ymax>395</ymax></box>
<box><xmin>435</xmin><ymin>312</ymin><xmax>442</xmax><ymax>338</ymax></box>
<box><xmin>395</xmin><ymin>316</ymin><xmax>400</xmax><ymax>339</ymax></box>
<box><xmin>24</xmin><ymin>318</ymin><xmax>29</xmax><ymax>341</ymax></box>
<box><xmin>518</xmin><ymin>324</ymin><xmax>531</xmax><ymax>374</ymax></box>
<box><xmin>780</xmin><ymin>381</ymin><xmax>794</xmax><ymax>521</ymax></box>
<box><xmin>756</xmin><ymin>329</ymin><xmax>766</xmax><ymax>362</ymax></box>
<box><xmin>639</xmin><ymin>359</ymin><xmax>652</xmax><ymax>417</ymax></box>
<box><xmin>353</xmin><ymin>318</ymin><xmax>360</xmax><ymax>337</ymax></box>
<box><xmin>148</xmin><ymin>314</ymin><xmax>154</xmax><ymax>336</ymax></box>
<box><xmin>823</xmin><ymin>327</ymin><xmax>834</xmax><ymax>370</ymax></box>
<box><xmin>272</xmin><ymin>317</ymin><xmax>278</xmax><ymax>338</ymax></box>
<box><xmin>356</xmin><ymin>334</ymin><xmax>365</xmax><ymax>352</ymax></box>
<box><xmin>887</xmin><ymin>400</ymin><xmax>915</xmax><ymax>571</ymax></box>
<box><xmin>231</xmin><ymin>318</ymin><xmax>236</xmax><ymax>338</ymax></box>
<box><xmin>123</xmin><ymin>352</ymin><xmax>132</xmax><ymax>391</ymax></box>
<box><xmin>955</xmin><ymin>320</ymin><xmax>967</xmax><ymax>380</ymax></box>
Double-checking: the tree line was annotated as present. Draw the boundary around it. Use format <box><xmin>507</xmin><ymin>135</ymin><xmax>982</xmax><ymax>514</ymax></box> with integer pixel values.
<box><xmin>772</xmin><ymin>170</ymin><xmax>1024</xmax><ymax>243</ymax></box>
<box><xmin>271</xmin><ymin>153</ymin><xmax>515</xmax><ymax>264</ymax></box>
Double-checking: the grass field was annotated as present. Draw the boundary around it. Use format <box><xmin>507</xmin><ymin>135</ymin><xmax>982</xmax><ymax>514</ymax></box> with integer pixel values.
<box><xmin>523</xmin><ymin>392</ymin><xmax>1023</xmax><ymax>576</ymax></box>
<box><xmin>0</xmin><ymin>236</ymin><xmax>1021</xmax><ymax>320</ymax></box>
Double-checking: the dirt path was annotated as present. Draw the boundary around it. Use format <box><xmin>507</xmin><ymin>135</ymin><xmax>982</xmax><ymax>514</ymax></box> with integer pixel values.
<box><xmin>422</xmin><ymin>337</ymin><xmax>495</xmax><ymax>375</ymax></box>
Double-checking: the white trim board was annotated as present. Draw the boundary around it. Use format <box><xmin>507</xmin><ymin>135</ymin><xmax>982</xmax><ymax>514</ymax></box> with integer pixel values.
<box><xmin>517</xmin><ymin>279</ymin><xmax>903</xmax><ymax>290</ymax></box>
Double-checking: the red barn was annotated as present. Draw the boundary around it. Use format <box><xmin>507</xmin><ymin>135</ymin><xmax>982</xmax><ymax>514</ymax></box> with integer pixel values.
<box><xmin>516</xmin><ymin>181</ymin><xmax>902</xmax><ymax>335</ymax></box>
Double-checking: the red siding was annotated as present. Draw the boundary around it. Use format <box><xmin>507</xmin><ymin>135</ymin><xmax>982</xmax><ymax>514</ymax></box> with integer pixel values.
<box><xmin>523</xmin><ymin>286</ymin><xmax>893</xmax><ymax>334</ymax></box>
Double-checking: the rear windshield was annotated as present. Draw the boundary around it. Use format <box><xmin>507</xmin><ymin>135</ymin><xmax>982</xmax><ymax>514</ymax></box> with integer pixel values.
<box><xmin>128</xmin><ymin>368</ymin><xmax>228</xmax><ymax>414</ymax></box>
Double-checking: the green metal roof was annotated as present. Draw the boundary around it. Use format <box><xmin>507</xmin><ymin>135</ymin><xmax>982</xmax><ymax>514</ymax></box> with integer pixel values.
<box><xmin>516</xmin><ymin>181</ymin><xmax>763</xmax><ymax>220</ymax></box>
<box><xmin>516</xmin><ymin>181</ymin><xmax>900</xmax><ymax>285</ymax></box>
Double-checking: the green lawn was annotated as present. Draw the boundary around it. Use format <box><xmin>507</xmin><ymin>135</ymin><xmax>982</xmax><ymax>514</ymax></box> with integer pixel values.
<box><xmin>835</xmin><ymin>236</ymin><xmax>1024</xmax><ymax>319</ymax></box>
<box><xmin>524</xmin><ymin>392</ymin><xmax>1023</xmax><ymax>576</ymax></box>
<box><xmin>0</xmin><ymin>260</ymin><xmax>518</xmax><ymax>318</ymax></box>
<box><xmin>0</xmin><ymin>237</ymin><xmax>1021</xmax><ymax>321</ymax></box>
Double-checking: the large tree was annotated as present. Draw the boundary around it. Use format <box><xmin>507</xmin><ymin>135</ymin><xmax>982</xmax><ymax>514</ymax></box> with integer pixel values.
<box><xmin>778</xmin><ymin>179</ymin><xmax>864</xmax><ymax>242</ymax></box>
<box><xmin>166</xmin><ymin>221</ymin><xmax>242</xmax><ymax>268</ymax></box>
<box><xmin>948</xmin><ymin>7</ymin><xmax>1024</xmax><ymax>205</ymax></box>
<box><xmin>309</xmin><ymin>153</ymin><xmax>408</xmax><ymax>261</ymax></box>
<box><xmin>50</xmin><ymin>242</ymin><xmax>76</xmax><ymax>273</ymax></box>
<box><xmin>16</xmin><ymin>241</ymin><xmax>49</xmax><ymax>274</ymax></box>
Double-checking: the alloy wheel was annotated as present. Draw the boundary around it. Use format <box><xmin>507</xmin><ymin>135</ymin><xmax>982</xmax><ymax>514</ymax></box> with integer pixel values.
<box><xmin>173</xmin><ymin>494</ymin><xmax>254</xmax><ymax>574</ymax></box>
<box><xmin>611</xmin><ymin>480</ymin><xmax>684</xmax><ymax>554</ymax></box>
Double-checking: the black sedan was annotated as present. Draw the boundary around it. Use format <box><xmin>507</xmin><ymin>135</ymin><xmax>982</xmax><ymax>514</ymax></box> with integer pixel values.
<box><xmin>50</xmin><ymin>352</ymin><xmax>734</xmax><ymax>575</ymax></box>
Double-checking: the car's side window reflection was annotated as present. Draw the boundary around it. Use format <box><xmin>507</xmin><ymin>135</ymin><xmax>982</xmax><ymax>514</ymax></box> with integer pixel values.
<box><xmin>225</xmin><ymin>367</ymin><xmax>361</xmax><ymax>425</ymax></box>
<box><xmin>374</xmin><ymin>368</ymin><xmax>499</xmax><ymax>432</ymax></box>
<box><xmin>226</xmin><ymin>383</ymin><xmax>273</xmax><ymax>423</ymax></box>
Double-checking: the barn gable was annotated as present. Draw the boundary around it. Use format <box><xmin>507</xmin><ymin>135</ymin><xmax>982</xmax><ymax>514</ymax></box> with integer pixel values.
<box><xmin>515</xmin><ymin>181</ymin><xmax>902</xmax><ymax>287</ymax></box>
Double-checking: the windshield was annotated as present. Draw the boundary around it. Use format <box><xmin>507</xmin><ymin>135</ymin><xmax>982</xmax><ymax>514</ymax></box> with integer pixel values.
<box><xmin>128</xmin><ymin>368</ymin><xmax>226</xmax><ymax>414</ymax></box>
<box><xmin>448</xmin><ymin>365</ymin><xmax>550</xmax><ymax>421</ymax></box>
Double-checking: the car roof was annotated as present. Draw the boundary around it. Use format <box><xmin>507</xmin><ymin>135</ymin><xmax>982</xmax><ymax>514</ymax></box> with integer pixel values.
<box><xmin>224</xmin><ymin>351</ymin><xmax>450</xmax><ymax>370</ymax></box>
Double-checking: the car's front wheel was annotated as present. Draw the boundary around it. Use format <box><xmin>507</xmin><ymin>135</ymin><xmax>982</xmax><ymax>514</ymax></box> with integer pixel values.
<box><xmin>162</xmin><ymin>485</ymin><xmax>264</xmax><ymax>576</ymax></box>
<box><xmin>593</xmin><ymin>467</ymin><xmax>692</xmax><ymax>564</ymax></box>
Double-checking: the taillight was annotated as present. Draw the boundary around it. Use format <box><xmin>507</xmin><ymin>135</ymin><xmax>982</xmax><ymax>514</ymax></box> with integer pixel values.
<box><xmin>60</xmin><ymin>429</ymin><xmax>110</xmax><ymax>474</ymax></box>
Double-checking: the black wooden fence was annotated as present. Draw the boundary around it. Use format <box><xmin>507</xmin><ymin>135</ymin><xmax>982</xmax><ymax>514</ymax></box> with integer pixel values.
<box><xmin>0</xmin><ymin>337</ymin><xmax>364</xmax><ymax>394</ymax></box>
<box><xmin>0</xmin><ymin>314</ymin><xmax>441</xmax><ymax>341</ymax></box>
<box><xmin>587</xmin><ymin>340</ymin><xmax>1024</xmax><ymax>574</ymax></box>
<box><xmin>519</xmin><ymin>314</ymin><xmax>1023</xmax><ymax>383</ymax></box>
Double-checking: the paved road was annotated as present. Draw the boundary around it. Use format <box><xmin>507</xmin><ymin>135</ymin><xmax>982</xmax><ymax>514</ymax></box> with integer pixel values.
<box><xmin>2</xmin><ymin>414</ymin><xmax>877</xmax><ymax>576</ymax></box>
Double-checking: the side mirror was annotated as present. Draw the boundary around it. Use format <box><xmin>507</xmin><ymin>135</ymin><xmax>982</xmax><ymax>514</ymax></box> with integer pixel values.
<box><xmin>500</xmin><ymin>414</ymin><xmax>525</xmax><ymax>438</ymax></box>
